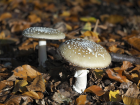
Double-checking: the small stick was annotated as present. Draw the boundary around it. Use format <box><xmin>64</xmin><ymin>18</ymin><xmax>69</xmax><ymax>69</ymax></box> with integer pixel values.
<box><xmin>93</xmin><ymin>19</ymin><xmax>99</xmax><ymax>33</ymax></box>
<box><xmin>0</xmin><ymin>58</ymin><xmax>16</xmax><ymax>61</ymax></box>
<box><xmin>110</xmin><ymin>53</ymin><xmax>140</xmax><ymax>64</ymax></box>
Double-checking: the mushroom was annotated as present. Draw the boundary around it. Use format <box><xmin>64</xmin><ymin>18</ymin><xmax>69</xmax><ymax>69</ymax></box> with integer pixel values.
<box><xmin>58</xmin><ymin>38</ymin><xmax>111</xmax><ymax>93</ymax></box>
<box><xmin>22</xmin><ymin>27</ymin><xmax>65</xmax><ymax>67</ymax></box>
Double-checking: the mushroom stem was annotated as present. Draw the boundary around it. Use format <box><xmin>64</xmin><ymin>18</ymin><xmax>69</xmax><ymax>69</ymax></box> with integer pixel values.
<box><xmin>38</xmin><ymin>40</ymin><xmax>47</xmax><ymax>67</ymax></box>
<box><xmin>73</xmin><ymin>67</ymin><xmax>89</xmax><ymax>93</ymax></box>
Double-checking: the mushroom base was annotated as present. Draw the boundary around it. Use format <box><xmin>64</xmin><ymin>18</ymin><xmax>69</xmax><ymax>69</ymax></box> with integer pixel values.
<box><xmin>73</xmin><ymin>68</ymin><xmax>89</xmax><ymax>93</ymax></box>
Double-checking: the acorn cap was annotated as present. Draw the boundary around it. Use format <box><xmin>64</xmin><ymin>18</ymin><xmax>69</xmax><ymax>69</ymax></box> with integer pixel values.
<box><xmin>58</xmin><ymin>38</ymin><xmax>111</xmax><ymax>69</ymax></box>
<box><xmin>22</xmin><ymin>27</ymin><xmax>65</xmax><ymax>40</ymax></box>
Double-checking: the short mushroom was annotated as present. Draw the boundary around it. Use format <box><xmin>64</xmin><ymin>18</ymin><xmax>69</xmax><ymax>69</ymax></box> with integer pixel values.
<box><xmin>58</xmin><ymin>38</ymin><xmax>111</xmax><ymax>93</ymax></box>
<box><xmin>22</xmin><ymin>27</ymin><xmax>65</xmax><ymax>67</ymax></box>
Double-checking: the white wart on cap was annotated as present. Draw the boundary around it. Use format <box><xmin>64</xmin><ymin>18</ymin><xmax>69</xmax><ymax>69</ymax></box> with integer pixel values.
<box><xmin>58</xmin><ymin>38</ymin><xmax>111</xmax><ymax>69</ymax></box>
<box><xmin>22</xmin><ymin>27</ymin><xmax>65</xmax><ymax>67</ymax></box>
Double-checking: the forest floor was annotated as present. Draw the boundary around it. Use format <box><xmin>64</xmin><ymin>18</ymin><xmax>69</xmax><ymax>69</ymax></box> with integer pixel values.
<box><xmin>0</xmin><ymin>0</ymin><xmax>140</xmax><ymax>105</ymax></box>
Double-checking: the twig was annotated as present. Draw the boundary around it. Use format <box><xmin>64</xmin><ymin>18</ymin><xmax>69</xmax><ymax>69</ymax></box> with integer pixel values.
<box><xmin>110</xmin><ymin>53</ymin><xmax>140</xmax><ymax>64</ymax></box>
<box><xmin>93</xmin><ymin>19</ymin><xmax>99</xmax><ymax>33</ymax></box>
<box><xmin>0</xmin><ymin>58</ymin><xmax>16</xmax><ymax>61</ymax></box>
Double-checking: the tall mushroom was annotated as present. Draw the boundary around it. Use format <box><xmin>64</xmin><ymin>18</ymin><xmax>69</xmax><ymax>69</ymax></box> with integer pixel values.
<box><xmin>58</xmin><ymin>38</ymin><xmax>111</xmax><ymax>93</ymax></box>
<box><xmin>22</xmin><ymin>27</ymin><xmax>65</xmax><ymax>67</ymax></box>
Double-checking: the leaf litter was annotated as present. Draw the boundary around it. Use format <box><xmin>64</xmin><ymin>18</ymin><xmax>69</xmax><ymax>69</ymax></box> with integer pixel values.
<box><xmin>1</xmin><ymin>0</ymin><xmax>140</xmax><ymax>105</ymax></box>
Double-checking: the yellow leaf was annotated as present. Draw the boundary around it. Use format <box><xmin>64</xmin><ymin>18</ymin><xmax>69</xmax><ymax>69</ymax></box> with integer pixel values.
<box><xmin>109</xmin><ymin>90</ymin><xmax>122</xmax><ymax>102</ymax></box>
<box><xmin>12</xmin><ymin>80</ymin><xmax>28</xmax><ymax>93</ymax></box>
<box><xmin>66</xmin><ymin>23</ymin><xmax>72</xmax><ymax>31</ymax></box>
<box><xmin>81</xmin><ymin>22</ymin><xmax>92</xmax><ymax>34</ymax></box>
<box><xmin>60</xmin><ymin>11</ymin><xmax>70</xmax><ymax>17</ymax></box>
<box><xmin>80</xmin><ymin>17</ymin><xmax>97</xmax><ymax>22</ymax></box>
<box><xmin>122</xmin><ymin>95</ymin><xmax>140</xmax><ymax>105</ymax></box>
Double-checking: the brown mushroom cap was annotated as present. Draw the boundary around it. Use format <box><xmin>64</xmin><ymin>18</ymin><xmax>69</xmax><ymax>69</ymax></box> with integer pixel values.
<box><xmin>58</xmin><ymin>38</ymin><xmax>111</xmax><ymax>69</ymax></box>
<box><xmin>22</xmin><ymin>27</ymin><xmax>65</xmax><ymax>40</ymax></box>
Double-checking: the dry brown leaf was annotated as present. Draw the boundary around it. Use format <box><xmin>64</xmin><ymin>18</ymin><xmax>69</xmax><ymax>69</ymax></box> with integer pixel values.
<box><xmin>52</xmin><ymin>92</ymin><xmax>72</xmax><ymax>104</ymax></box>
<box><xmin>0</xmin><ymin>12</ymin><xmax>12</xmax><ymax>21</ymax></box>
<box><xmin>22</xmin><ymin>91</ymin><xmax>43</xmax><ymax>99</ymax></box>
<box><xmin>127</xmin><ymin>37</ymin><xmax>140</xmax><ymax>51</ymax></box>
<box><xmin>0</xmin><ymin>67</ymin><xmax>7</xmax><ymax>72</ymax></box>
<box><xmin>105</xmin><ymin>69</ymin><xmax>130</xmax><ymax>83</ymax></box>
<box><xmin>28</xmin><ymin>14</ymin><xmax>41</xmax><ymax>23</ymax></box>
<box><xmin>12</xmin><ymin>65</ymin><xmax>41</xmax><ymax>80</ymax></box>
<box><xmin>18</xmin><ymin>44</ymin><xmax>34</xmax><ymax>50</ymax></box>
<box><xmin>26</xmin><ymin>75</ymin><xmax>46</xmax><ymax>92</ymax></box>
<box><xmin>36</xmin><ymin>91</ymin><xmax>44</xmax><ymax>99</ymax></box>
<box><xmin>84</xmin><ymin>85</ymin><xmax>105</xmax><ymax>96</ymax></box>
<box><xmin>121</xmin><ymin>61</ymin><xmax>133</xmax><ymax>70</ymax></box>
<box><xmin>124</xmin><ymin>84</ymin><xmax>140</xmax><ymax>98</ymax></box>
<box><xmin>9</xmin><ymin>20</ymin><xmax>30</xmax><ymax>33</ymax></box>
<box><xmin>0</xmin><ymin>31</ymin><xmax>5</xmax><ymax>39</ymax></box>
<box><xmin>122</xmin><ymin>95</ymin><xmax>140</xmax><ymax>105</ymax></box>
<box><xmin>4</xmin><ymin>95</ymin><xmax>33</xmax><ymax>105</ymax></box>
<box><xmin>76</xmin><ymin>95</ymin><xmax>87</xmax><ymax>105</ymax></box>
<box><xmin>0</xmin><ymin>80</ymin><xmax>13</xmax><ymax>91</ymax></box>
<box><xmin>108</xmin><ymin>45</ymin><xmax>120</xmax><ymax>53</ymax></box>
<box><xmin>81</xmin><ymin>31</ymin><xmax>101</xmax><ymax>43</ymax></box>
<box><xmin>45</xmin><ymin>3</ymin><xmax>56</xmax><ymax>12</ymax></box>
<box><xmin>70</xmin><ymin>5</ymin><xmax>83</xmax><ymax>15</ymax></box>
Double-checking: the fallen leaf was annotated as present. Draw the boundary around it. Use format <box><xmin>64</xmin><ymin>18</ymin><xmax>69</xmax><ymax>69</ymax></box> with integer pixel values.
<box><xmin>4</xmin><ymin>95</ymin><xmax>33</xmax><ymax>105</ymax></box>
<box><xmin>0</xmin><ymin>31</ymin><xmax>5</xmax><ymax>39</ymax></box>
<box><xmin>22</xmin><ymin>91</ymin><xmax>43</xmax><ymax>99</ymax></box>
<box><xmin>28</xmin><ymin>14</ymin><xmax>41</xmax><ymax>23</ymax></box>
<box><xmin>80</xmin><ymin>22</ymin><xmax>92</xmax><ymax>34</ymax></box>
<box><xmin>84</xmin><ymin>85</ymin><xmax>105</xmax><ymax>96</ymax></box>
<box><xmin>80</xmin><ymin>17</ymin><xmax>97</xmax><ymax>23</ymax></box>
<box><xmin>105</xmin><ymin>69</ymin><xmax>130</xmax><ymax>83</ymax></box>
<box><xmin>12</xmin><ymin>65</ymin><xmax>41</xmax><ymax>80</ymax></box>
<box><xmin>81</xmin><ymin>31</ymin><xmax>101</xmax><ymax>43</ymax></box>
<box><xmin>0</xmin><ymin>80</ymin><xmax>13</xmax><ymax>91</ymax></box>
<box><xmin>70</xmin><ymin>5</ymin><xmax>83</xmax><ymax>15</ymax></box>
<box><xmin>52</xmin><ymin>92</ymin><xmax>72</xmax><ymax>104</ymax></box>
<box><xmin>60</xmin><ymin>11</ymin><xmax>71</xmax><ymax>17</ymax></box>
<box><xmin>127</xmin><ymin>36</ymin><xmax>140</xmax><ymax>51</ymax></box>
<box><xmin>121</xmin><ymin>61</ymin><xmax>133</xmax><ymax>70</ymax></box>
<box><xmin>12</xmin><ymin>80</ymin><xmax>28</xmax><ymax>93</ymax></box>
<box><xmin>0</xmin><ymin>12</ymin><xmax>12</xmax><ymax>21</ymax></box>
<box><xmin>109</xmin><ymin>90</ymin><xmax>122</xmax><ymax>102</ymax></box>
<box><xmin>122</xmin><ymin>95</ymin><xmax>140</xmax><ymax>105</ymax></box>
<box><xmin>124</xmin><ymin>84</ymin><xmax>140</xmax><ymax>98</ymax></box>
<box><xmin>108</xmin><ymin>45</ymin><xmax>120</xmax><ymax>53</ymax></box>
<box><xmin>76</xmin><ymin>95</ymin><xmax>87</xmax><ymax>105</ymax></box>
<box><xmin>26</xmin><ymin>75</ymin><xmax>46</xmax><ymax>92</ymax></box>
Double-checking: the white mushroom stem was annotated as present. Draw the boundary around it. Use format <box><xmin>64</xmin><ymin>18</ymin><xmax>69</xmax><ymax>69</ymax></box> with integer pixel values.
<box><xmin>73</xmin><ymin>67</ymin><xmax>89</xmax><ymax>93</ymax></box>
<box><xmin>38</xmin><ymin>40</ymin><xmax>47</xmax><ymax>67</ymax></box>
